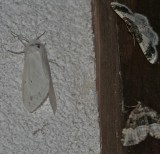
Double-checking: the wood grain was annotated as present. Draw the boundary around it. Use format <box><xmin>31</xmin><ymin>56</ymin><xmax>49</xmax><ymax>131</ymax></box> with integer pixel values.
<box><xmin>92</xmin><ymin>0</ymin><xmax>124</xmax><ymax>153</ymax></box>
<box><xmin>92</xmin><ymin>0</ymin><xmax>160</xmax><ymax>153</ymax></box>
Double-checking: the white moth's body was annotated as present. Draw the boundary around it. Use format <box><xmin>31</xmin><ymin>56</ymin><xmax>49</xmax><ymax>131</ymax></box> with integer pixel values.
<box><xmin>22</xmin><ymin>39</ymin><xmax>56</xmax><ymax>113</ymax></box>
<box><xmin>111</xmin><ymin>2</ymin><xmax>159</xmax><ymax>64</ymax></box>
<box><xmin>9</xmin><ymin>32</ymin><xmax>56</xmax><ymax>113</ymax></box>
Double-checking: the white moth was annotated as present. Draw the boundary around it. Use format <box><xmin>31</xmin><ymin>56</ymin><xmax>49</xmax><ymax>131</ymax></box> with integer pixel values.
<box><xmin>9</xmin><ymin>32</ymin><xmax>56</xmax><ymax>113</ymax></box>
<box><xmin>111</xmin><ymin>2</ymin><xmax>159</xmax><ymax>64</ymax></box>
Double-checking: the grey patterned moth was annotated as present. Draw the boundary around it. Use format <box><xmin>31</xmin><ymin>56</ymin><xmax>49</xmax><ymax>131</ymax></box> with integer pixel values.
<box><xmin>8</xmin><ymin>32</ymin><xmax>57</xmax><ymax>113</ymax></box>
<box><xmin>111</xmin><ymin>2</ymin><xmax>159</xmax><ymax>64</ymax></box>
<box><xmin>122</xmin><ymin>102</ymin><xmax>160</xmax><ymax>146</ymax></box>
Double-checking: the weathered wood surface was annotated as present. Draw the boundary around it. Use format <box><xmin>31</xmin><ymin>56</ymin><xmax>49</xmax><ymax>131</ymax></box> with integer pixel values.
<box><xmin>92</xmin><ymin>0</ymin><xmax>160</xmax><ymax>153</ymax></box>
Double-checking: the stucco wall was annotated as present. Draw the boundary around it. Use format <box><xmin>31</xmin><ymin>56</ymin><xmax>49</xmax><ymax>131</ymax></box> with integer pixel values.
<box><xmin>0</xmin><ymin>0</ymin><xmax>100</xmax><ymax>153</ymax></box>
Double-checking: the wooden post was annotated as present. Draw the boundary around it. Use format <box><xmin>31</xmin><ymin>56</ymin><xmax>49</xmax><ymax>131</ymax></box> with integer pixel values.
<box><xmin>92</xmin><ymin>0</ymin><xmax>160</xmax><ymax>153</ymax></box>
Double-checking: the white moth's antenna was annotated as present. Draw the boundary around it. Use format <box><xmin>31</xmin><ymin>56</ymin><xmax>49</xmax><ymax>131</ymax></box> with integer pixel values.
<box><xmin>36</xmin><ymin>31</ymin><xmax>46</xmax><ymax>40</ymax></box>
<box><xmin>10</xmin><ymin>31</ymin><xmax>29</xmax><ymax>46</ymax></box>
<box><xmin>7</xmin><ymin>31</ymin><xmax>28</xmax><ymax>54</ymax></box>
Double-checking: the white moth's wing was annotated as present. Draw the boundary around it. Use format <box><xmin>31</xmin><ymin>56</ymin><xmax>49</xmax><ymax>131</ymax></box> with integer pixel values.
<box><xmin>23</xmin><ymin>43</ymin><xmax>50</xmax><ymax>112</ymax></box>
<box><xmin>41</xmin><ymin>46</ymin><xmax>57</xmax><ymax>113</ymax></box>
<box><xmin>49</xmin><ymin>79</ymin><xmax>57</xmax><ymax>113</ymax></box>
<box><xmin>135</xmin><ymin>13</ymin><xmax>159</xmax><ymax>64</ymax></box>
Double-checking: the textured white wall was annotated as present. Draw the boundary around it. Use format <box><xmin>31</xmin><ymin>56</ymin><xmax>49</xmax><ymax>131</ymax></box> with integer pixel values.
<box><xmin>0</xmin><ymin>0</ymin><xmax>100</xmax><ymax>153</ymax></box>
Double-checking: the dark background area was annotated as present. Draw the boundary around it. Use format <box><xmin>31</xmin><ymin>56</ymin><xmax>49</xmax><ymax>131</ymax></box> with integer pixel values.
<box><xmin>92</xmin><ymin>0</ymin><xmax>160</xmax><ymax>153</ymax></box>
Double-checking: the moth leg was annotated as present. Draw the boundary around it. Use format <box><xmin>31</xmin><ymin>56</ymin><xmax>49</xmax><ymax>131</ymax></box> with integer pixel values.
<box><xmin>121</xmin><ymin>101</ymin><xmax>127</xmax><ymax>113</ymax></box>
<box><xmin>122</xmin><ymin>105</ymin><xmax>133</xmax><ymax>113</ymax></box>
<box><xmin>48</xmin><ymin>59</ymin><xmax>58</xmax><ymax>65</ymax></box>
<box><xmin>126</xmin><ymin>24</ymin><xmax>131</xmax><ymax>32</ymax></box>
<box><xmin>48</xmin><ymin>59</ymin><xmax>54</xmax><ymax>63</ymax></box>
<box><xmin>126</xmin><ymin>24</ymin><xmax>136</xmax><ymax>46</ymax></box>
<box><xmin>7</xmin><ymin>50</ymin><xmax>24</xmax><ymax>54</ymax></box>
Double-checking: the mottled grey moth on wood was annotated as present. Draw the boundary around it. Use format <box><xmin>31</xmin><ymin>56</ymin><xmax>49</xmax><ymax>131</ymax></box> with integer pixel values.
<box><xmin>122</xmin><ymin>102</ymin><xmax>160</xmax><ymax>146</ymax></box>
<box><xmin>111</xmin><ymin>2</ymin><xmax>159</xmax><ymax>64</ymax></box>
<box><xmin>9</xmin><ymin>32</ymin><xmax>56</xmax><ymax>113</ymax></box>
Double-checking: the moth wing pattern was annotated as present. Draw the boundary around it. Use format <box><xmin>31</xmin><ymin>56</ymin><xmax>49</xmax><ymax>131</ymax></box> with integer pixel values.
<box><xmin>149</xmin><ymin>123</ymin><xmax>160</xmax><ymax>139</ymax></box>
<box><xmin>122</xmin><ymin>103</ymin><xmax>149</xmax><ymax>146</ymax></box>
<box><xmin>22</xmin><ymin>41</ymin><xmax>56</xmax><ymax>113</ymax></box>
<box><xmin>122</xmin><ymin>126</ymin><xmax>149</xmax><ymax>146</ymax></box>
<box><xmin>111</xmin><ymin>2</ymin><xmax>159</xmax><ymax>64</ymax></box>
<box><xmin>122</xmin><ymin>102</ymin><xmax>160</xmax><ymax>146</ymax></box>
<box><xmin>110</xmin><ymin>2</ymin><xmax>134</xmax><ymax>18</ymax></box>
<box><xmin>134</xmin><ymin>13</ymin><xmax>159</xmax><ymax>63</ymax></box>
<box><xmin>145</xmin><ymin>107</ymin><xmax>160</xmax><ymax>139</ymax></box>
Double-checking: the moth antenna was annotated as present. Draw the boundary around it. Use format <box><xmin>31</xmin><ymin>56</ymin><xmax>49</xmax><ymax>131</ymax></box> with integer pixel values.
<box><xmin>10</xmin><ymin>31</ymin><xmax>29</xmax><ymax>42</ymax></box>
<box><xmin>36</xmin><ymin>31</ymin><xmax>46</xmax><ymax>40</ymax></box>
<box><xmin>10</xmin><ymin>31</ymin><xmax>29</xmax><ymax>46</ymax></box>
<box><xmin>124</xmin><ymin>104</ymin><xmax>137</xmax><ymax>108</ymax></box>
<box><xmin>124</xmin><ymin>101</ymin><xmax>142</xmax><ymax>108</ymax></box>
